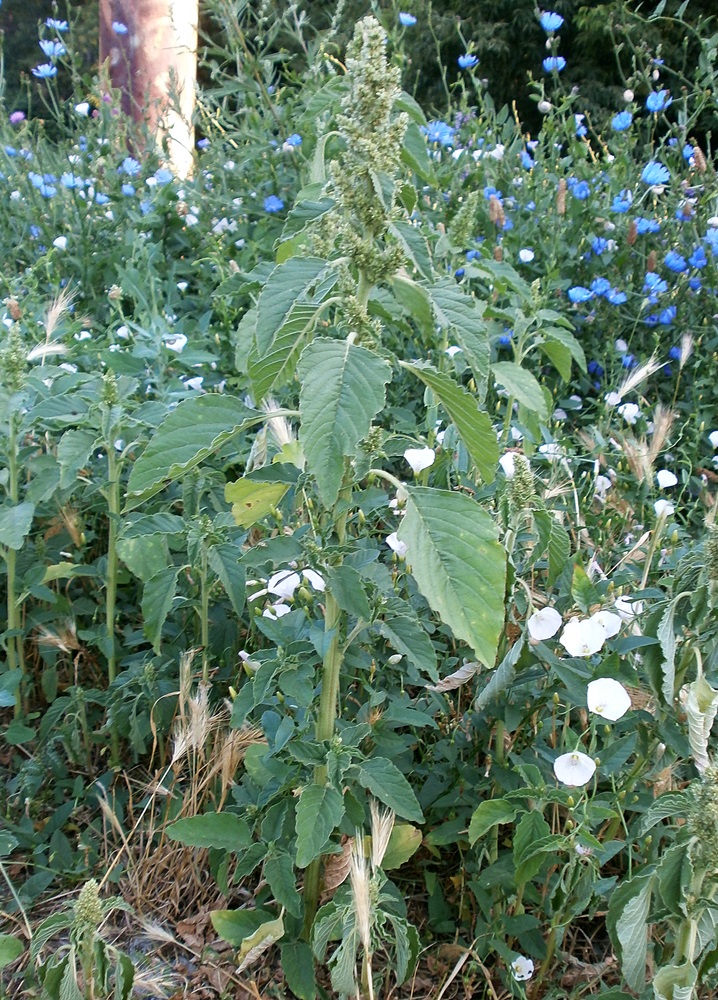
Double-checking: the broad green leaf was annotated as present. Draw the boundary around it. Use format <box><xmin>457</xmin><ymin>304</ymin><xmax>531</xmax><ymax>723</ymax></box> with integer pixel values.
<box><xmin>376</xmin><ymin>615</ymin><xmax>438</xmax><ymax>681</ymax></box>
<box><xmin>295</xmin><ymin>785</ymin><xmax>345</xmax><ymax>868</ymax></box>
<box><xmin>469</xmin><ymin>799</ymin><xmax>519</xmax><ymax>844</ymax></box>
<box><xmin>356</xmin><ymin>757</ymin><xmax>424</xmax><ymax>823</ymax></box>
<box><xmin>0</xmin><ymin>935</ymin><xmax>24</xmax><ymax>970</ymax></box>
<box><xmin>0</xmin><ymin>502</ymin><xmax>35</xmax><ymax>550</ymax></box>
<box><xmin>327</xmin><ymin>565</ymin><xmax>372</xmax><ymax>621</ymax></box>
<box><xmin>208</xmin><ymin>544</ymin><xmax>246</xmax><ymax>618</ymax></box>
<box><xmin>280</xmin><ymin>941</ymin><xmax>317</xmax><ymax>1000</ymax></box>
<box><xmin>125</xmin><ymin>395</ymin><xmax>265</xmax><ymax>508</ymax></box>
<box><xmin>3</xmin><ymin>720</ymin><xmax>35</xmax><ymax>745</ymax></box>
<box><xmin>382</xmin><ymin>824</ymin><xmax>422</xmax><ymax>870</ymax></box>
<box><xmin>638</xmin><ymin>793</ymin><xmax>687</xmax><ymax>836</ymax></box>
<box><xmin>280</xmin><ymin>198</ymin><xmax>334</xmax><ymax>243</ymax></box>
<box><xmin>298</xmin><ymin>339</ymin><xmax>391</xmax><ymax>509</ymax></box>
<box><xmin>540</xmin><ymin>340</ymin><xmax>573</xmax><ymax>381</ymax></box>
<box><xmin>513</xmin><ymin>811</ymin><xmax>552</xmax><ymax>883</ymax></box>
<box><xmin>657</xmin><ymin>594</ymin><xmax>690</xmax><ymax>703</ymax></box>
<box><xmin>211</xmin><ymin>908</ymin><xmax>273</xmax><ymax>946</ymax></box>
<box><xmin>492</xmin><ymin>361</ymin><xmax>549</xmax><ymax>421</ymax></box>
<box><xmin>264</xmin><ymin>852</ymin><xmax>302</xmax><ymax>917</ymax></box>
<box><xmin>426</xmin><ymin>279</ymin><xmax>490</xmax><ymax>397</ymax></box>
<box><xmin>533</xmin><ymin>509</ymin><xmax>572</xmax><ymax>586</ymax></box>
<box><xmin>41</xmin><ymin>562</ymin><xmax>97</xmax><ymax>584</ymax></box>
<box><xmin>607</xmin><ymin>870</ymin><xmax>655</xmax><ymax>992</ymax></box>
<box><xmin>397</xmin><ymin>487</ymin><xmax>506</xmax><ymax>667</ymax></box>
<box><xmin>658</xmin><ymin>841</ymin><xmax>692</xmax><ymax>917</ymax></box>
<box><xmin>119</xmin><ymin>514</ymin><xmax>186</xmax><ymax>538</ymax></box>
<box><xmin>141</xmin><ymin>565</ymin><xmax>180</xmax><ymax>652</ymax></box>
<box><xmin>114</xmin><ymin>952</ymin><xmax>134</xmax><ymax>1000</ymax></box>
<box><xmin>475</xmin><ymin>637</ymin><xmax>525</xmax><ymax>710</ymax></box>
<box><xmin>57</xmin><ymin>428</ymin><xmax>96</xmax><ymax>488</ymax></box>
<box><xmin>402</xmin><ymin>362</ymin><xmax>498</xmax><ymax>482</ymax></box>
<box><xmin>543</xmin><ymin>324</ymin><xmax>586</xmax><ymax>373</ymax></box>
<box><xmin>117</xmin><ymin>535</ymin><xmax>169</xmax><ymax>582</ymax></box>
<box><xmin>249</xmin><ymin>257</ymin><xmax>338</xmax><ymax>400</ymax></box>
<box><xmin>392</xmin><ymin>274</ymin><xmax>433</xmax><ymax>331</ymax></box>
<box><xmin>389</xmin><ymin>221</ymin><xmax>433</xmax><ymax>279</ymax></box>
<box><xmin>166</xmin><ymin>812</ymin><xmax>251</xmax><ymax>851</ymax></box>
<box><xmin>224</xmin><ymin>478</ymin><xmax>290</xmax><ymax>528</ymax></box>
<box><xmin>0</xmin><ymin>671</ymin><xmax>21</xmax><ymax>709</ymax></box>
<box><xmin>653</xmin><ymin>962</ymin><xmax>697</xmax><ymax>1000</ymax></box>
<box><xmin>401</xmin><ymin>120</ymin><xmax>436</xmax><ymax>185</ymax></box>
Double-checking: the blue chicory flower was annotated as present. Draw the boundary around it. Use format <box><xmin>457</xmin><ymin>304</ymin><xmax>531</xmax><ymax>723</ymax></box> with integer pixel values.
<box><xmin>664</xmin><ymin>250</ymin><xmax>687</xmax><ymax>273</ymax></box>
<box><xmin>39</xmin><ymin>39</ymin><xmax>66</xmax><ymax>58</ymax></box>
<box><xmin>197</xmin><ymin>138</ymin><xmax>210</xmax><ymax>150</ymax></box>
<box><xmin>264</xmin><ymin>195</ymin><xmax>284</xmax><ymax>213</ymax></box>
<box><xmin>688</xmin><ymin>278</ymin><xmax>702</xmax><ymax>291</ymax></box>
<box><xmin>587</xmin><ymin>360</ymin><xmax>604</xmax><ymax>377</ymax></box>
<box><xmin>121</xmin><ymin>156</ymin><xmax>141</xmax><ymax>176</ymax></box>
<box><xmin>568</xmin><ymin>286</ymin><xmax>594</xmax><ymax>303</ymax></box>
<box><xmin>683</xmin><ymin>144</ymin><xmax>695</xmax><ymax>161</ymax></box>
<box><xmin>611</xmin><ymin>190</ymin><xmax>632</xmax><ymax>213</ymax></box>
<box><xmin>611</xmin><ymin>111</ymin><xmax>632</xmax><ymax>131</ymax></box>
<box><xmin>154</xmin><ymin>168</ymin><xmax>173</xmax><ymax>185</ymax></box>
<box><xmin>689</xmin><ymin>246</ymin><xmax>707</xmax><ymax>269</ymax></box>
<box><xmin>458</xmin><ymin>54</ymin><xmax>479</xmax><ymax>69</ymax></box>
<box><xmin>592</xmin><ymin>237</ymin><xmax>608</xmax><ymax>255</ymax></box>
<box><xmin>646</xmin><ymin>90</ymin><xmax>672</xmax><ymax>112</ymax></box>
<box><xmin>520</xmin><ymin>150</ymin><xmax>535</xmax><ymax>169</ymax></box>
<box><xmin>641</xmin><ymin>161</ymin><xmax>670</xmax><ymax>186</ymax></box>
<box><xmin>606</xmin><ymin>288</ymin><xmax>627</xmax><ymax>305</ymax></box>
<box><xmin>422</xmin><ymin>120</ymin><xmax>455</xmax><ymax>146</ymax></box>
<box><xmin>659</xmin><ymin>306</ymin><xmax>677</xmax><ymax>325</ymax></box>
<box><xmin>643</xmin><ymin>273</ymin><xmax>668</xmax><ymax>296</ymax></box>
<box><xmin>32</xmin><ymin>63</ymin><xmax>58</xmax><ymax>79</ymax></box>
<box><xmin>121</xmin><ymin>183</ymin><xmax>135</xmax><ymax>196</ymax></box>
<box><xmin>668</xmin><ymin>346</ymin><xmax>681</xmax><ymax>361</ymax></box>
<box><xmin>622</xmin><ymin>354</ymin><xmax>637</xmax><ymax>368</ymax></box>
<box><xmin>539</xmin><ymin>11</ymin><xmax>564</xmax><ymax>31</ymax></box>
<box><xmin>543</xmin><ymin>56</ymin><xmax>566</xmax><ymax>72</ymax></box>
<box><xmin>112</xmin><ymin>21</ymin><xmax>128</xmax><ymax>34</ymax></box>
<box><xmin>636</xmin><ymin>217</ymin><xmax>660</xmax><ymax>234</ymax></box>
<box><xmin>399</xmin><ymin>12</ymin><xmax>417</xmax><ymax>26</ymax></box>
<box><xmin>45</xmin><ymin>18</ymin><xmax>69</xmax><ymax>31</ymax></box>
<box><xmin>284</xmin><ymin>134</ymin><xmax>302</xmax><ymax>147</ymax></box>
<box><xmin>572</xmin><ymin>180</ymin><xmax>591</xmax><ymax>201</ymax></box>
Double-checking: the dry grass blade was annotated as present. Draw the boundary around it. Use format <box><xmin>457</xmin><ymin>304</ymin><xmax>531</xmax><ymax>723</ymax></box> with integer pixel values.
<box><xmin>613</xmin><ymin>354</ymin><xmax>663</xmax><ymax>402</ymax></box>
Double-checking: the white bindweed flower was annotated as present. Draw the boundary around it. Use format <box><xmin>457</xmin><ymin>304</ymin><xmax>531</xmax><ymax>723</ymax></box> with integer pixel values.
<box><xmin>615</xmin><ymin>596</ymin><xmax>643</xmax><ymax>620</ymax></box>
<box><xmin>499</xmin><ymin>452</ymin><xmax>517</xmax><ymax>478</ymax></box>
<box><xmin>618</xmin><ymin>402</ymin><xmax>640</xmax><ymax>425</ymax></box>
<box><xmin>52</xmin><ymin>236</ymin><xmax>67</xmax><ymax>250</ymax></box>
<box><xmin>538</xmin><ymin>100</ymin><xmax>553</xmax><ymax>113</ymax></box>
<box><xmin>553</xmin><ymin>751</ymin><xmax>596</xmax><ymax>787</ymax></box>
<box><xmin>605</xmin><ymin>391</ymin><xmax>621</xmax><ymax>406</ymax></box>
<box><xmin>587</xmin><ymin>677</ymin><xmax>632</xmax><ymax>721</ymax></box>
<box><xmin>594</xmin><ymin>474</ymin><xmax>612</xmax><ymax>500</ymax></box>
<box><xmin>559</xmin><ymin>617</ymin><xmax>607</xmax><ymax>657</ymax></box>
<box><xmin>75</xmin><ymin>102</ymin><xmax>90</xmax><ymax>116</ymax></box>
<box><xmin>510</xmin><ymin>955</ymin><xmax>534</xmax><ymax>982</ymax></box>
<box><xmin>538</xmin><ymin>442</ymin><xmax>563</xmax><ymax>461</ymax></box>
<box><xmin>302</xmin><ymin>568</ymin><xmax>326</xmax><ymax>592</ymax></box>
<box><xmin>386</xmin><ymin>532</ymin><xmax>408</xmax><ymax>558</ymax></box>
<box><xmin>527</xmin><ymin>607</ymin><xmax>562</xmax><ymax>641</ymax></box>
<box><xmin>445</xmin><ymin>345</ymin><xmax>462</xmax><ymax>357</ymax></box>
<box><xmin>164</xmin><ymin>333</ymin><xmax>187</xmax><ymax>352</ymax></box>
<box><xmin>183</xmin><ymin>376</ymin><xmax>204</xmax><ymax>391</ymax></box>
<box><xmin>709</xmin><ymin>430</ymin><xmax>718</xmax><ymax>449</ymax></box>
<box><xmin>590</xmin><ymin>610</ymin><xmax>622</xmax><ymax>639</ymax></box>
<box><xmin>267</xmin><ymin>570</ymin><xmax>301</xmax><ymax>600</ymax></box>
<box><xmin>518</xmin><ymin>248</ymin><xmax>535</xmax><ymax>263</ymax></box>
<box><xmin>615</xmin><ymin>338</ymin><xmax>628</xmax><ymax>353</ymax></box>
<box><xmin>404</xmin><ymin>447</ymin><xmax>435</xmax><ymax>474</ymax></box>
<box><xmin>654</xmin><ymin>499</ymin><xmax>675</xmax><ymax>517</ymax></box>
<box><xmin>623</xmin><ymin>89</ymin><xmax>634</xmax><ymax>102</ymax></box>
<box><xmin>656</xmin><ymin>469</ymin><xmax>678</xmax><ymax>489</ymax></box>
<box><xmin>262</xmin><ymin>603</ymin><xmax>291</xmax><ymax>620</ymax></box>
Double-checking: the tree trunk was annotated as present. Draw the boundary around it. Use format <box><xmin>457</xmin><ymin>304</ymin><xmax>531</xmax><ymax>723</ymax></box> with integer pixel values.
<box><xmin>99</xmin><ymin>0</ymin><xmax>198</xmax><ymax>178</ymax></box>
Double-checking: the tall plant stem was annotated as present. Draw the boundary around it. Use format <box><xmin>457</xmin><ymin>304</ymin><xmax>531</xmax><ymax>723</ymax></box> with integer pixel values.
<box><xmin>105</xmin><ymin>448</ymin><xmax>120</xmax><ymax>762</ymax></box>
<box><xmin>303</xmin><ymin>590</ymin><xmax>343</xmax><ymax>937</ymax></box>
<box><xmin>200</xmin><ymin>550</ymin><xmax>210</xmax><ymax>684</ymax></box>
<box><xmin>6</xmin><ymin>417</ymin><xmax>26</xmax><ymax>714</ymax></box>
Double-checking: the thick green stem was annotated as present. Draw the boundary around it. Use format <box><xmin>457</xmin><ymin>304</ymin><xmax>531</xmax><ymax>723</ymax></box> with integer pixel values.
<box><xmin>105</xmin><ymin>448</ymin><xmax>120</xmax><ymax>763</ymax></box>
<box><xmin>303</xmin><ymin>590</ymin><xmax>343</xmax><ymax>937</ymax></box>
<box><xmin>6</xmin><ymin>418</ymin><xmax>25</xmax><ymax>713</ymax></box>
<box><xmin>200</xmin><ymin>550</ymin><xmax>210</xmax><ymax>683</ymax></box>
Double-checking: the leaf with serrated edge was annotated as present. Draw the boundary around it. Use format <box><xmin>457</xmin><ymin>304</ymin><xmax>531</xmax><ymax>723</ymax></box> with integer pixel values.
<box><xmin>125</xmin><ymin>395</ymin><xmax>267</xmax><ymax>508</ymax></box>
<box><xmin>398</xmin><ymin>487</ymin><xmax>506</xmax><ymax>667</ymax></box>
<box><xmin>492</xmin><ymin>361</ymin><xmax>549</xmax><ymax>420</ymax></box>
<box><xmin>141</xmin><ymin>565</ymin><xmax>180</xmax><ymax>653</ymax></box>
<box><xmin>356</xmin><ymin>758</ymin><xmax>424</xmax><ymax>823</ymax></box>
<box><xmin>224</xmin><ymin>479</ymin><xmax>290</xmax><ymax>528</ymax></box>
<box><xmin>402</xmin><ymin>362</ymin><xmax>497</xmax><ymax>481</ymax></box>
<box><xmin>295</xmin><ymin>785</ymin><xmax>345</xmax><ymax>869</ymax></box>
<box><xmin>298</xmin><ymin>339</ymin><xmax>391</xmax><ymax>509</ymax></box>
<box><xmin>166</xmin><ymin>812</ymin><xmax>251</xmax><ymax>852</ymax></box>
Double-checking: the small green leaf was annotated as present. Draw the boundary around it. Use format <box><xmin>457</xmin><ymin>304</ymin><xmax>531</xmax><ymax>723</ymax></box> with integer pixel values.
<box><xmin>381</xmin><ymin>824</ymin><xmax>422</xmax><ymax>869</ymax></box>
<box><xmin>513</xmin><ymin>811</ymin><xmax>552</xmax><ymax>883</ymax></box>
<box><xmin>0</xmin><ymin>502</ymin><xmax>35</xmax><ymax>550</ymax></box>
<box><xmin>207</xmin><ymin>543</ymin><xmax>246</xmax><ymax>618</ymax></box>
<box><xmin>356</xmin><ymin>758</ymin><xmax>424</xmax><ymax>823</ymax></box>
<box><xmin>402</xmin><ymin>362</ymin><xmax>497</xmax><ymax>482</ymax></box>
<box><xmin>298</xmin><ymin>339</ymin><xmax>391</xmax><ymax>509</ymax></box>
<box><xmin>492</xmin><ymin>361</ymin><xmax>549</xmax><ymax>420</ymax></box>
<box><xmin>57</xmin><ymin>428</ymin><xmax>96</xmax><ymax>488</ymax></box>
<box><xmin>0</xmin><ymin>935</ymin><xmax>24</xmax><ymax>970</ymax></box>
<box><xmin>211</xmin><ymin>908</ymin><xmax>273</xmax><ymax>946</ymax></box>
<box><xmin>468</xmin><ymin>799</ymin><xmax>519</xmax><ymax>844</ymax></box>
<box><xmin>398</xmin><ymin>487</ymin><xmax>506</xmax><ymax>667</ymax></box>
<box><xmin>475</xmin><ymin>637</ymin><xmax>525</xmax><ymax>710</ymax></box>
<box><xmin>166</xmin><ymin>813</ymin><xmax>252</xmax><ymax>851</ymax></box>
<box><xmin>376</xmin><ymin>614</ymin><xmax>438</xmax><ymax>681</ymax></box>
<box><xmin>3</xmin><ymin>720</ymin><xmax>36</xmax><ymax>746</ymax></box>
<box><xmin>225</xmin><ymin>478</ymin><xmax>290</xmax><ymax>528</ymax></box>
<box><xmin>281</xmin><ymin>941</ymin><xmax>318</xmax><ymax>1000</ymax></box>
<box><xmin>126</xmin><ymin>395</ymin><xmax>266</xmax><ymax>507</ymax></box>
<box><xmin>327</xmin><ymin>565</ymin><xmax>372</xmax><ymax>621</ymax></box>
<box><xmin>295</xmin><ymin>785</ymin><xmax>345</xmax><ymax>868</ymax></box>
<box><xmin>401</xmin><ymin>120</ymin><xmax>437</xmax><ymax>184</ymax></box>
<box><xmin>141</xmin><ymin>565</ymin><xmax>180</xmax><ymax>653</ymax></box>
<box><xmin>119</xmin><ymin>514</ymin><xmax>186</xmax><ymax>538</ymax></box>
<box><xmin>117</xmin><ymin>535</ymin><xmax>169</xmax><ymax>582</ymax></box>
<box><xmin>264</xmin><ymin>852</ymin><xmax>302</xmax><ymax>917</ymax></box>
<box><xmin>389</xmin><ymin>220</ymin><xmax>433</xmax><ymax>279</ymax></box>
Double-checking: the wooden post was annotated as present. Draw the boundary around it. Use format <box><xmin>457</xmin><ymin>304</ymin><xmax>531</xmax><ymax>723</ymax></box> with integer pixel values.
<box><xmin>99</xmin><ymin>0</ymin><xmax>198</xmax><ymax>178</ymax></box>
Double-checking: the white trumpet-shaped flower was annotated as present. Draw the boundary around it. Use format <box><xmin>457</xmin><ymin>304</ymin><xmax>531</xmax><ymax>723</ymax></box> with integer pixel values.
<box><xmin>656</xmin><ymin>469</ymin><xmax>677</xmax><ymax>489</ymax></box>
<box><xmin>404</xmin><ymin>447</ymin><xmax>435</xmax><ymax>474</ymax></box>
<box><xmin>553</xmin><ymin>751</ymin><xmax>597</xmax><ymax>787</ymax></box>
<box><xmin>386</xmin><ymin>532</ymin><xmax>408</xmax><ymax>558</ymax></box>
<box><xmin>559</xmin><ymin>617</ymin><xmax>607</xmax><ymax>657</ymax></box>
<box><xmin>587</xmin><ymin>678</ymin><xmax>632</xmax><ymax>721</ymax></box>
<box><xmin>527</xmin><ymin>607</ymin><xmax>562</xmax><ymax>641</ymax></box>
<box><xmin>510</xmin><ymin>955</ymin><xmax>535</xmax><ymax>982</ymax></box>
<box><xmin>590</xmin><ymin>610</ymin><xmax>622</xmax><ymax>639</ymax></box>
